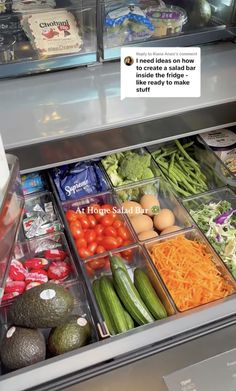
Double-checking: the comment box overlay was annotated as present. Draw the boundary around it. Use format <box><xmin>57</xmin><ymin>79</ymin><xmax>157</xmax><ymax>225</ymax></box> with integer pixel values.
<box><xmin>121</xmin><ymin>47</ymin><xmax>201</xmax><ymax>100</ymax></box>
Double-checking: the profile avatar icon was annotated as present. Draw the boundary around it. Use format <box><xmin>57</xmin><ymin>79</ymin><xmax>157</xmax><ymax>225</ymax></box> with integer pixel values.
<box><xmin>124</xmin><ymin>56</ymin><xmax>134</xmax><ymax>66</ymax></box>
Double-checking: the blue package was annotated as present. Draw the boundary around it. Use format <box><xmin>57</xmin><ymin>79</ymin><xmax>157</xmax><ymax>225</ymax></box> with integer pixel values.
<box><xmin>51</xmin><ymin>161</ymin><xmax>108</xmax><ymax>202</ymax></box>
<box><xmin>105</xmin><ymin>5</ymin><xmax>154</xmax><ymax>45</ymax></box>
<box><xmin>21</xmin><ymin>173</ymin><xmax>45</xmax><ymax>195</ymax></box>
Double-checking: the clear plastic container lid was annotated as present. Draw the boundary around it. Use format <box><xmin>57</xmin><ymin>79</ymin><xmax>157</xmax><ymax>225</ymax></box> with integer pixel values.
<box><xmin>145</xmin><ymin>5</ymin><xmax>188</xmax><ymax>25</ymax></box>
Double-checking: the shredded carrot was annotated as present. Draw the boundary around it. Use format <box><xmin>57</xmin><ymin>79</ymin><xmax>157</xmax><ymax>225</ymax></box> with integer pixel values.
<box><xmin>149</xmin><ymin>236</ymin><xmax>234</xmax><ymax>311</ymax></box>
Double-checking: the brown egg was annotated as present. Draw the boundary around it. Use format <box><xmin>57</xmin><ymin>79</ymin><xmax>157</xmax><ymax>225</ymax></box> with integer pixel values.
<box><xmin>121</xmin><ymin>201</ymin><xmax>144</xmax><ymax>218</ymax></box>
<box><xmin>160</xmin><ymin>225</ymin><xmax>182</xmax><ymax>235</ymax></box>
<box><xmin>140</xmin><ymin>194</ymin><xmax>160</xmax><ymax>217</ymax></box>
<box><xmin>130</xmin><ymin>215</ymin><xmax>153</xmax><ymax>234</ymax></box>
<box><xmin>153</xmin><ymin>209</ymin><xmax>175</xmax><ymax>231</ymax></box>
<box><xmin>138</xmin><ymin>230</ymin><xmax>158</xmax><ymax>241</ymax></box>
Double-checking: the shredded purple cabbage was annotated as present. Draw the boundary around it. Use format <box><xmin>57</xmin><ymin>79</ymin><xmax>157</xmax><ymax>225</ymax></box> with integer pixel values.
<box><xmin>214</xmin><ymin>208</ymin><xmax>236</xmax><ymax>225</ymax></box>
<box><xmin>216</xmin><ymin>234</ymin><xmax>222</xmax><ymax>242</ymax></box>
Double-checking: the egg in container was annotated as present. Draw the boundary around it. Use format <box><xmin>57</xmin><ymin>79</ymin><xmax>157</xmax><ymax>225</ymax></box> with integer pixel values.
<box><xmin>115</xmin><ymin>178</ymin><xmax>193</xmax><ymax>242</ymax></box>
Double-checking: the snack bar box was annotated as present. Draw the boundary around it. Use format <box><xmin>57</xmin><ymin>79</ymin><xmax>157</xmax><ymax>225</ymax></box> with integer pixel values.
<box><xmin>1</xmin><ymin>43</ymin><xmax>236</xmax><ymax>391</ymax></box>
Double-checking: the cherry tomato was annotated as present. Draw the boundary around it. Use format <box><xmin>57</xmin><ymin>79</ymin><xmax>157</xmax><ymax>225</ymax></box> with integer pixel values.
<box><xmin>113</xmin><ymin>220</ymin><xmax>123</xmax><ymax>229</ymax></box>
<box><xmin>75</xmin><ymin>238</ymin><xmax>87</xmax><ymax>249</ymax></box>
<box><xmin>70</xmin><ymin>220</ymin><xmax>82</xmax><ymax>230</ymax></box>
<box><xmin>76</xmin><ymin>211</ymin><xmax>86</xmax><ymax>221</ymax></box>
<box><xmin>96</xmin><ymin>235</ymin><xmax>104</xmax><ymax>243</ymax></box>
<box><xmin>101</xmin><ymin>236</ymin><xmax>119</xmax><ymax>250</ymax></box>
<box><xmin>94</xmin><ymin>206</ymin><xmax>107</xmax><ymax>221</ymax></box>
<box><xmin>87</xmin><ymin>242</ymin><xmax>97</xmax><ymax>255</ymax></box>
<box><xmin>80</xmin><ymin>215</ymin><xmax>90</xmax><ymax>229</ymax></box>
<box><xmin>88</xmin><ymin>215</ymin><xmax>97</xmax><ymax>228</ymax></box>
<box><xmin>88</xmin><ymin>258</ymin><xmax>106</xmax><ymax>270</ymax></box>
<box><xmin>104</xmin><ymin>258</ymin><xmax>110</xmax><ymax>270</ymax></box>
<box><xmin>104</xmin><ymin>226</ymin><xmax>117</xmax><ymax>237</ymax></box>
<box><xmin>117</xmin><ymin>226</ymin><xmax>130</xmax><ymax>241</ymax></box>
<box><xmin>84</xmin><ymin>229</ymin><xmax>96</xmax><ymax>243</ymax></box>
<box><xmin>121</xmin><ymin>241</ymin><xmax>133</xmax><ymax>260</ymax></box>
<box><xmin>95</xmin><ymin>224</ymin><xmax>104</xmax><ymax>235</ymax></box>
<box><xmin>116</xmin><ymin>237</ymin><xmax>123</xmax><ymax>247</ymax></box>
<box><xmin>123</xmin><ymin>240</ymin><xmax>132</xmax><ymax>246</ymax></box>
<box><xmin>70</xmin><ymin>225</ymin><xmax>84</xmax><ymax>239</ymax></box>
<box><xmin>101</xmin><ymin>214</ymin><xmax>115</xmax><ymax>227</ymax></box>
<box><xmin>65</xmin><ymin>210</ymin><xmax>78</xmax><ymax>223</ymax></box>
<box><xmin>78</xmin><ymin>248</ymin><xmax>92</xmax><ymax>259</ymax></box>
<box><xmin>101</xmin><ymin>204</ymin><xmax>113</xmax><ymax>213</ymax></box>
<box><xmin>85</xmin><ymin>264</ymin><xmax>94</xmax><ymax>277</ymax></box>
<box><xmin>85</xmin><ymin>203</ymin><xmax>100</xmax><ymax>215</ymax></box>
<box><xmin>96</xmin><ymin>245</ymin><xmax>106</xmax><ymax>254</ymax></box>
<box><xmin>121</xmin><ymin>249</ymin><xmax>133</xmax><ymax>261</ymax></box>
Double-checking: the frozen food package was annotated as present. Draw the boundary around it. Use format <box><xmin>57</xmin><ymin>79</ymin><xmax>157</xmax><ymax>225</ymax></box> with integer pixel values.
<box><xmin>51</xmin><ymin>161</ymin><xmax>109</xmax><ymax>202</ymax></box>
<box><xmin>145</xmin><ymin>5</ymin><xmax>187</xmax><ymax>37</ymax></box>
<box><xmin>105</xmin><ymin>4</ymin><xmax>154</xmax><ymax>47</ymax></box>
<box><xmin>21</xmin><ymin>10</ymin><xmax>83</xmax><ymax>57</ymax></box>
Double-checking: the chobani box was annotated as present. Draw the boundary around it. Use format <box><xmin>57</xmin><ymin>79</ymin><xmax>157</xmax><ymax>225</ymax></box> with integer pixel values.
<box><xmin>22</xmin><ymin>10</ymin><xmax>82</xmax><ymax>56</ymax></box>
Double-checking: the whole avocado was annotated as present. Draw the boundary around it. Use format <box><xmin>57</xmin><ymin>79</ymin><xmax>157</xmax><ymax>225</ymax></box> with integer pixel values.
<box><xmin>0</xmin><ymin>326</ymin><xmax>46</xmax><ymax>371</ymax></box>
<box><xmin>48</xmin><ymin>316</ymin><xmax>92</xmax><ymax>355</ymax></box>
<box><xmin>8</xmin><ymin>282</ymin><xmax>74</xmax><ymax>328</ymax></box>
<box><xmin>190</xmin><ymin>0</ymin><xmax>211</xmax><ymax>27</ymax></box>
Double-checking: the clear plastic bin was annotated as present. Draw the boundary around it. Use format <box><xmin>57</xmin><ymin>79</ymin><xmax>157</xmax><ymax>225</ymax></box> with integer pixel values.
<box><xmin>62</xmin><ymin>191</ymin><xmax>137</xmax><ymax>260</ymax></box>
<box><xmin>0</xmin><ymin>0</ymin><xmax>97</xmax><ymax>77</ymax></box>
<box><xmin>84</xmin><ymin>244</ymin><xmax>175</xmax><ymax>335</ymax></box>
<box><xmin>148</xmin><ymin>138</ymin><xmax>226</xmax><ymax>199</ymax></box>
<box><xmin>145</xmin><ymin>228</ymin><xmax>236</xmax><ymax>312</ymax></box>
<box><xmin>23</xmin><ymin>191</ymin><xmax>63</xmax><ymax>239</ymax></box>
<box><xmin>2</xmin><ymin>232</ymin><xmax>79</xmax><ymax>303</ymax></box>
<box><xmin>182</xmin><ymin>188</ymin><xmax>236</xmax><ymax>281</ymax></box>
<box><xmin>115</xmin><ymin>178</ymin><xmax>193</xmax><ymax>241</ymax></box>
<box><xmin>0</xmin><ymin>279</ymin><xmax>98</xmax><ymax>376</ymax></box>
<box><xmin>101</xmin><ymin>148</ymin><xmax>161</xmax><ymax>189</ymax></box>
<box><xmin>50</xmin><ymin>160</ymin><xmax>110</xmax><ymax>203</ymax></box>
<box><xmin>0</xmin><ymin>155</ymin><xmax>24</xmax><ymax>303</ymax></box>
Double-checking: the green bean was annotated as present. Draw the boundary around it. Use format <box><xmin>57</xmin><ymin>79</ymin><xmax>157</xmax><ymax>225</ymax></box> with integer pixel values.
<box><xmin>169</xmin><ymin>152</ymin><xmax>175</xmax><ymax>177</ymax></box>
<box><xmin>175</xmin><ymin>140</ymin><xmax>200</xmax><ymax>169</ymax></box>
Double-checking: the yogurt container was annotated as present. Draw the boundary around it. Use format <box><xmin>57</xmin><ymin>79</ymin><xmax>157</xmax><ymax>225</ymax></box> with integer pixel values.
<box><xmin>145</xmin><ymin>6</ymin><xmax>187</xmax><ymax>37</ymax></box>
<box><xmin>198</xmin><ymin>129</ymin><xmax>236</xmax><ymax>177</ymax></box>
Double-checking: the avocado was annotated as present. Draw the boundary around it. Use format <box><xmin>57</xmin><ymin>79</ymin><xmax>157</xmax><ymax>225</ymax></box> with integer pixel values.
<box><xmin>190</xmin><ymin>0</ymin><xmax>211</xmax><ymax>27</ymax></box>
<box><xmin>48</xmin><ymin>316</ymin><xmax>92</xmax><ymax>355</ymax></box>
<box><xmin>8</xmin><ymin>282</ymin><xmax>74</xmax><ymax>328</ymax></box>
<box><xmin>0</xmin><ymin>326</ymin><xmax>46</xmax><ymax>371</ymax></box>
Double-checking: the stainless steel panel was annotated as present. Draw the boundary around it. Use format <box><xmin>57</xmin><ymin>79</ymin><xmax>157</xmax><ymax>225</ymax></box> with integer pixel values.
<box><xmin>1</xmin><ymin>295</ymin><xmax>236</xmax><ymax>391</ymax></box>
<box><xmin>0</xmin><ymin>43</ymin><xmax>235</xmax><ymax>170</ymax></box>
<box><xmin>62</xmin><ymin>324</ymin><xmax>236</xmax><ymax>391</ymax></box>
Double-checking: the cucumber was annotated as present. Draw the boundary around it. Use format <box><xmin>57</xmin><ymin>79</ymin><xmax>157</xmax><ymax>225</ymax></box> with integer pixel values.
<box><xmin>100</xmin><ymin>276</ymin><xmax>129</xmax><ymax>334</ymax></box>
<box><xmin>123</xmin><ymin>310</ymin><xmax>134</xmax><ymax>330</ymax></box>
<box><xmin>110</xmin><ymin>255</ymin><xmax>128</xmax><ymax>276</ymax></box>
<box><xmin>134</xmin><ymin>268</ymin><xmax>167</xmax><ymax>320</ymax></box>
<box><xmin>92</xmin><ymin>279</ymin><xmax>116</xmax><ymax>335</ymax></box>
<box><xmin>113</xmin><ymin>268</ymin><xmax>154</xmax><ymax>325</ymax></box>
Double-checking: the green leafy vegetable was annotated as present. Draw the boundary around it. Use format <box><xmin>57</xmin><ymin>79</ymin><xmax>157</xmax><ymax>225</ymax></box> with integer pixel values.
<box><xmin>189</xmin><ymin>200</ymin><xmax>236</xmax><ymax>279</ymax></box>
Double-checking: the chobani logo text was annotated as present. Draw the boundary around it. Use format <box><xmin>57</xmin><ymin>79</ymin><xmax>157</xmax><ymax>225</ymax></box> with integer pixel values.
<box><xmin>39</xmin><ymin>20</ymin><xmax>69</xmax><ymax>28</ymax></box>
